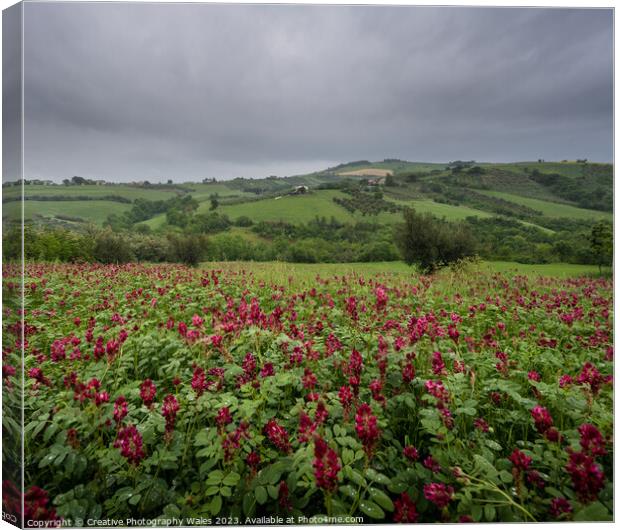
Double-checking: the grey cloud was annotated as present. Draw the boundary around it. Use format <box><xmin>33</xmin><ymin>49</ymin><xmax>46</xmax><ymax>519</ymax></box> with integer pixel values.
<box><xmin>16</xmin><ymin>3</ymin><xmax>613</xmax><ymax>181</ymax></box>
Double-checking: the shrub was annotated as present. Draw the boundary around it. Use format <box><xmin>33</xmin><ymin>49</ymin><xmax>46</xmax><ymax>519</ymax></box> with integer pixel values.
<box><xmin>394</xmin><ymin>208</ymin><xmax>477</xmax><ymax>273</ymax></box>
<box><xmin>92</xmin><ymin>230</ymin><xmax>133</xmax><ymax>263</ymax></box>
<box><xmin>167</xmin><ymin>233</ymin><xmax>208</xmax><ymax>266</ymax></box>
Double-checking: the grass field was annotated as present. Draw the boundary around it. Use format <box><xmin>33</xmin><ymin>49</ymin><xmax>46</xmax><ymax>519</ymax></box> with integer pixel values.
<box><xmin>2</xmin><ymin>200</ymin><xmax>132</xmax><ymax>224</ymax></box>
<box><xmin>198</xmin><ymin>260</ymin><xmax>609</xmax><ymax>287</ymax></box>
<box><xmin>480</xmin><ymin>191</ymin><xmax>612</xmax><ymax>220</ymax></box>
<box><xmin>391</xmin><ymin>198</ymin><xmax>493</xmax><ymax>221</ymax></box>
<box><xmin>7</xmin><ymin>184</ymin><xmax>180</xmax><ymax>201</ymax></box>
<box><xmin>178</xmin><ymin>183</ymin><xmax>254</xmax><ymax>202</ymax></box>
<box><xmin>219</xmin><ymin>190</ymin><xmax>361</xmax><ymax>223</ymax></box>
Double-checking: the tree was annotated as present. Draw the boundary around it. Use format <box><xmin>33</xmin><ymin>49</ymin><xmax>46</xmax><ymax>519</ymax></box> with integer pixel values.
<box><xmin>92</xmin><ymin>231</ymin><xmax>133</xmax><ymax>263</ymax></box>
<box><xmin>589</xmin><ymin>221</ymin><xmax>612</xmax><ymax>273</ymax></box>
<box><xmin>394</xmin><ymin>208</ymin><xmax>477</xmax><ymax>273</ymax></box>
<box><xmin>167</xmin><ymin>233</ymin><xmax>208</xmax><ymax>266</ymax></box>
<box><xmin>209</xmin><ymin>194</ymin><xmax>219</xmax><ymax>211</ymax></box>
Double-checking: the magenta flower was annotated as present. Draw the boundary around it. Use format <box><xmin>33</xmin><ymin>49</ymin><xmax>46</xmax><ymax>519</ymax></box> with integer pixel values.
<box><xmin>312</xmin><ymin>436</ymin><xmax>341</xmax><ymax>492</ymax></box>
<box><xmin>549</xmin><ymin>497</ymin><xmax>572</xmax><ymax>518</ymax></box>
<box><xmin>403</xmin><ymin>445</ymin><xmax>419</xmax><ymax>461</ymax></box>
<box><xmin>393</xmin><ymin>492</ymin><xmax>418</xmax><ymax>523</ymax></box>
<box><xmin>355</xmin><ymin>403</ymin><xmax>381</xmax><ymax>457</ymax></box>
<box><xmin>215</xmin><ymin>406</ymin><xmax>232</xmax><ymax>430</ymax></box>
<box><xmin>578</xmin><ymin>423</ymin><xmax>606</xmax><ymax>456</ymax></box>
<box><xmin>508</xmin><ymin>449</ymin><xmax>532</xmax><ymax>471</ymax></box>
<box><xmin>114</xmin><ymin>424</ymin><xmax>145</xmax><ymax>465</ymax></box>
<box><xmin>140</xmin><ymin>379</ymin><xmax>156</xmax><ymax>408</ymax></box>
<box><xmin>530</xmin><ymin>405</ymin><xmax>553</xmax><ymax>434</ymax></box>
<box><xmin>565</xmin><ymin>451</ymin><xmax>605</xmax><ymax>502</ymax></box>
<box><xmin>162</xmin><ymin>394</ymin><xmax>179</xmax><ymax>435</ymax></box>
<box><xmin>264</xmin><ymin>419</ymin><xmax>291</xmax><ymax>454</ymax></box>
<box><xmin>113</xmin><ymin>396</ymin><xmax>128</xmax><ymax>424</ymax></box>
<box><xmin>423</xmin><ymin>482</ymin><xmax>454</xmax><ymax>509</ymax></box>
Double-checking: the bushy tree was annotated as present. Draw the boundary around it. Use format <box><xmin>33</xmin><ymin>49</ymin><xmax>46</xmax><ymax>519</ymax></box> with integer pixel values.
<box><xmin>589</xmin><ymin>221</ymin><xmax>613</xmax><ymax>272</ymax></box>
<box><xmin>167</xmin><ymin>233</ymin><xmax>208</xmax><ymax>266</ymax></box>
<box><xmin>92</xmin><ymin>230</ymin><xmax>133</xmax><ymax>263</ymax></box>
<box><xmin>394</xmin><ymin>208</ymin><xmax>477</xmax><ymax>273</ymax></box>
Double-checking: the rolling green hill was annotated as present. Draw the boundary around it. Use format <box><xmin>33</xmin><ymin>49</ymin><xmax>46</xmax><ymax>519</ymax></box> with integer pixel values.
<box><xmin>3</xmin><ymin>199</ymin><xmax>132</xmax><ymax>224</ymax></box>
<box><xmin>3</xmin><ymin>160</ymin><xmax>612</xmax><ymax>232</ymax></box>
<box><xmin>479</xmin><ymin>191</ymin><xmax>612</xmax><ymax>221</ymax></box>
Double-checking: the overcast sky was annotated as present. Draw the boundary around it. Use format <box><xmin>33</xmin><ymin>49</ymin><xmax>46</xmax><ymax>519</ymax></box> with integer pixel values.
<box><xmin>11</xmin><ymin>3</ymin><xmax>614</xmax><ymax>182</ymax></box>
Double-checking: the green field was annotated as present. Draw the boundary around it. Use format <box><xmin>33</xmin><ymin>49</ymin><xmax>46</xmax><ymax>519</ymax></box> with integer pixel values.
<box><xmin>178</xmin><ymin>183</ymin><xmax>253</xmax><ymax>202</ymax></box>
<box><xmin>3</xmin><ymin>200</ymin><xmax>132</xmax><ymax>224</ymax></box>
<box><xmin>480</xmin><ymin>190</ymin><xmax>612</xmax><ymax>220</ymax></box>
<box><xmin>198</xmin><ymin>260</ymin><xmax>609</xmax><ymax>286</ymax></box>
<box><xmin>5</xmin><ymin>184</ymin><xmax>180</xmax><ymax>201</ymax></box>
<box><xmin>391</xmin><ymin>198</ymin><xmax>493</xmax><ymax>221</ymax></box>
<box><xmin>219</xmin><ymin>190</ymin><xmax>370</xmax><ymax>224</ymax></box>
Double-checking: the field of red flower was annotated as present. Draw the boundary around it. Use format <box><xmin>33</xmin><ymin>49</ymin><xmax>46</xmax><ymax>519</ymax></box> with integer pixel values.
<box><xmin>2</xmin><ymin>263</ymin><xmax>613</xmax><ymax>524</ymax></box>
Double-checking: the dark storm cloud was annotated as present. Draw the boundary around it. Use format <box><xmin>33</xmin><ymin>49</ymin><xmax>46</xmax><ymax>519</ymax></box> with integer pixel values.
<box><xmin>19</xmin><ymin>3</ymin><xmax>613</xmax><ymax>182</ymax></box>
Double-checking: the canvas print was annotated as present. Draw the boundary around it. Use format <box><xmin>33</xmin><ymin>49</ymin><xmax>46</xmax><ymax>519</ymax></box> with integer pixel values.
<box><xmin>1</xmin><ymin>2</ymin><xmax>614</xmax><ymax>527</ymax></box>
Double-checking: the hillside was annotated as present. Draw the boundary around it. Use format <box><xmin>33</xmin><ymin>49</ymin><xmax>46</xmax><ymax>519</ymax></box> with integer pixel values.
<box><xmin>3</xmin><ymin>159</ymin><xmax>612</xmax><ymax>265</ymax></box>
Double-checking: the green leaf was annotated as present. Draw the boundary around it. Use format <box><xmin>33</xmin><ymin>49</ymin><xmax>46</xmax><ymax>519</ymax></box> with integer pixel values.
<box><xmin>206</xmin><ymin>470</ymin><xmax>224</xmax><ymax>485</ymax></box>
<box><xmin>128</xmin><ymin>494</ymin><xmax>142</xmax><ymax>506</ymax></box>
<box><xmin>205</xmin><ymin>486</ymin><xmax>220</xmax><ymax>496</ymax></box>
<box><xmin>338</xmin><ymin>485</ymin><xmax>357</xmax><ymax>500</ymax></box>
<box><xmin>484</xmin><ymin>504</ymin><xmax>496</xmax><ymax>521</ymax></box>
<box><xmin>223</xmin><ymin>472</ymin><xmax>241</xmax><ymax>486</ymax></box>
<box><xmin>359</xmin><ymin>500</ymin><xmax>385</xmax><ymax>520</ymax></box>
<box><xmin>345</xmin><ymin>467</ymin><xmax>366</xmax><ymax>487</ymax></box>
<box><xmin>242</xmin><ymin>492</ymin><xmax>255</xmax><ymax>516</ymax></box>
<box><xmin>365</xmin><ymin>468</ymin><xmax>390</xmax><ymax>485</ymax></box>
<box><xmin>255</xmin><ymin>486</ymin><xmax>267</xmax><ymax>505</ymax></box>
<box><xmin>219</xmin><ymin>486</ymin><xmax>232</xmax><ymax>498</ymax></box>
<box><xmin>368</xmin><ymin>488</ymin><xmax>394</xmax><ymax>512</ymax></box>
<box><xmin>210</xmin><ymin>495</ymin><xmax>222</xmax><ymax>516</ymax></box>
<box><xmin>574</xmin><ymin>501</ymin><xmax>610</xmax><ymax>522</ymax></box>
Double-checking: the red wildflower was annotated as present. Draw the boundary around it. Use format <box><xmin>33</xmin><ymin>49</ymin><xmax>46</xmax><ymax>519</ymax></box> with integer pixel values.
<box><xmin>298</xmin><ymin>411</ymin><xmax>317</xmax><ymax>443</ymax></box>
<box><xmin>474</xmin><ymin>418</ymin><xmax>489</xmax><ymax>432</ymax></box>
<box><xmin>508</xmin><ymin>449</ymin><xmax>532</xmax><ymax>471</ymax></box>
<box><xmin>565</xmin><ymin>451</ymin><xmax>604</xmax><ymax>502</ymax></box>
<box><xmin>530</xmin><ymin>405</ymin><xmax>553</xmax><ymax>434</ymax></box>
<box><xmin>113</xmin><ymin>396</ymin><xmax>128</xmax><ymax>424</ymax></box>
<box><xmin>355</xmin><ymin>403</ymin><xmax>381</xmax><ymax>457</ymax></box>
<box><xmin>24</xmin><ymin>486</ymin><xmax>61</xmax><ymax>523</ymax></box>
<box><xmin>278</xmin><ymin>480</ymin><xmax>292</xmax><ymax>511</ymax></box>
<box><xmin>432</xmin><ymin>351</ymin><xmax>447</xmax><ymax>376</ymax></box>
<box><xmin>302</xmin><ymin>368</ymin><xmax>317</xmax><ymax>389</ymax></box>
<box><xmin>578</xmin><ymin>423</ymin><xmax>606</xmax><ymax>457</ymax></box>
<box><xmin>549</xmin><ymin>497</ymin><xmax>572</xmax><ymax>518</ymax></box>
<box><xmin>401</xmin><ymin>361</ymin><xmax>415</xmax><ymax>383</ymax></box>
<box><xmin>423</xmin><ymin>455</ymin><xmax>441</xmax><ymax>473</ymax></box>
<box><xmin>264</xmin><ymin>419</ymin><xmax>291</xmax><ymax>454</ymax></box>
<box><xmin>260</xmin><ymin>362</ymin><xmax>275</xmax><ymax>377</ymax></box>
<box><xmin>140</xmin><ymin>379</ymin><xmax>156</xmax><ymax>408</ymax></box>
<box><xmin>191</xmin><ymin>367</ymin><xmax>208</xmax><ymax>396</ymax></box>
<box><xmin>312</xmin><ymin>436</ymin><xmax>341</xmax><ymax>492</ymax></box>
<box><xmin>424</xmin><ymin>482</ymin><xmax>454</xmax><ymax>509</ymax></box>
<box><xmin>114</xmin><ymin>424</ymin><xmax>145</xmax><ymax>465</ymax></box>
<box><xmin>216</xmin><ymin>406</ymin><xmax>233</xmax><ymax>430</ymax></box>
<box><xmin>403</xmin><ymin>445</ymin><xmax>419</xmax><ymax>461</ymax></box>
<box><xmin>393</xmin><ymin>492</ymin><xmax>418</xmax><ymax>523</ymax></box>
<box><xmin>162</xmin><ymin>394</ymin><xmax>179</xmax><ymax>435</ymax></box>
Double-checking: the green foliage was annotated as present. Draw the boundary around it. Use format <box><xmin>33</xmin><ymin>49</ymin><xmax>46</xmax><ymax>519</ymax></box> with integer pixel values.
<box><xmin>93</xmin><ymin>230</ymin><xmax>133</xmax><ymax>263</ymax></box>
<box><xmin>167</xmin><ymin>233</ymin><xmax>208</xmax><ymax>266</ymax></box>
<box><xmin>395</xmin><ymin>208</ymin><xmax>477</xmax><ymax>272</ymax></box>
<box><xmin>589</xmin><ymin>221</ymin><xmax>613</xmax><ymax>271</ymax></box>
